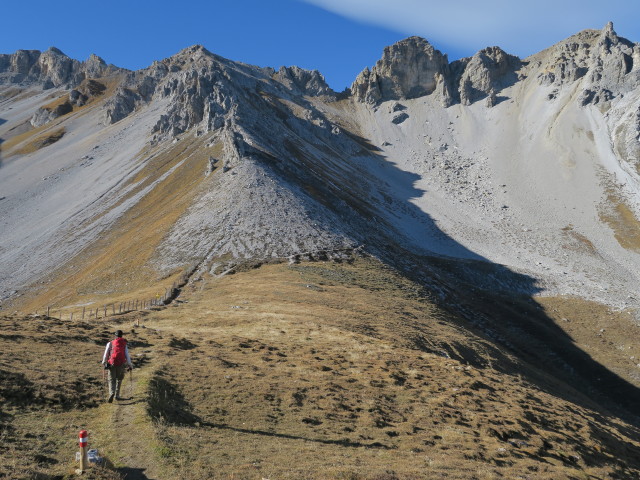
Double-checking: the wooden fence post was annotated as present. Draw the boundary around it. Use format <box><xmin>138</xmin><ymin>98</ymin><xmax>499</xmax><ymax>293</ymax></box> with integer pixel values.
<box><xmin>82</xmin><ymin>307</ymin><xmax>85</xmax><ymax>320</ymax></box>
<box><xmin>47</xmin><ymin>306</ymin><xmax>50</xmax><ymax>317</ymax></box>
<box><xmin>70</xmin><ymin>312</ymin><xmax>73</xmax><ymax>321</ymax></box>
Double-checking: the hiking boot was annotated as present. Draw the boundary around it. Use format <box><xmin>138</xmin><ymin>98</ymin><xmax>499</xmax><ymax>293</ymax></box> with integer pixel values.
<box><xmin>107</xmin><ymin>394</ymin><xmax>114</xmax><ymax>403</ymax></box>
<box><xmin>115</xmin><ymin>396</ymin><xmax>123</xmax><ymax>401</ymax></box>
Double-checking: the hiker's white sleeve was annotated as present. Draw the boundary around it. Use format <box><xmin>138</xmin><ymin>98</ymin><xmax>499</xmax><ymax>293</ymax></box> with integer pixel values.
<box><xmin>125</xmin><ymin>345</ymin><xmax>133</xmax><ymax>368</ymax></box>
<box><xmin>102</xmin><ymin>342</ymin><xmax>111</xmax><ymax>364</ymax></box>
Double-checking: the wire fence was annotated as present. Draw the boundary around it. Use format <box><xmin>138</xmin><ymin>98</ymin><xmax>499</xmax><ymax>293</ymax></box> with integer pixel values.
<box><xmin>35</xmin><ymin>268</ymin><xmax>193</xmax><ymax>321</ymax></box>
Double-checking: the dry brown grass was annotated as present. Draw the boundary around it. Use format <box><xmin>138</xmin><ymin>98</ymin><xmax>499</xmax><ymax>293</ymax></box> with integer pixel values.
<box><xmin>1</xmin><ymin>75</ymin><xmax>124</xmax><ymax>160</ymax></box>
<box><xmin>538</xmin><ymin>296</ymin><xmax>640</xmax><ymax>387</ymax></box>
<box><xmin>137</xmin><ymin>258</ymin><xmax>640</xmax><ymax>479</ymax></box>
<box><xmin>21</xmin><ymin>126</ymin><xmax>66</xmax><ymax>153</ymax></box>
<box><xmin>40</xmin><ymin>93</ymin><xmax>73</xmax><ymax>112</ymax></box>
<box><xmin>16</xmin><ymin>137</ymin><xmax>220</xmax><ymax>314</ymax></box>
<box><xmin>561</xmin><ymin>225</ymin><xmax>598</xmax><ymax>255</ymax></box>
<box><xmin>3</xmin><ymin>258</ymin><xmax>640</xmax><ymax>479</ymax></box>
<box><xmin>2</xmin><ymin>124</ymin><xmax>66</xmax><ymax>155</ymax></box>
<box><xmin>0</xmin><ymin>314</ymin><xmax>120</xmax><ymax>478</ymax></box>
<box><xmin>599</xmin><ymin>192</ymin><xmax>640</xmax><ymax>252</ymax></box>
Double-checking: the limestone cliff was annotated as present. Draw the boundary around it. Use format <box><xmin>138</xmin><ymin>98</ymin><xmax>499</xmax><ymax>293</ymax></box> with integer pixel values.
<box><xmin>351</xmin><ymin>36</ymin><xmax>449</xmax><ymax>104</ymax></box>
<box><xmin>0</xmin><ymin>47</ymin><xmax>120</xmax><ymax>88</ymax></box>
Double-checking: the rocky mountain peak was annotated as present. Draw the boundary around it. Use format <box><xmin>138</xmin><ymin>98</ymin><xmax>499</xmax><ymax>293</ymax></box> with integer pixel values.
<box><xmin>351</xmin><ymin>36</ymin><xmax>525</xmax><ymax>107</ymax></box>
<box><xmin>457</xmin><ymin>46</ymin><xmax>521</xmax><ymax>105</ymax></box>
<box><xmin>46</xmin><ymin>46</ymin><xmax>65</xmax><ymax>55</ymax></box>
<box><xmin>273</xmin><ymin>65</ymin><xmax>334</xmax><ymax>97</ymax></box>
<box><xmin>0</xmin><ymin>47</ymin><xmax>121</xmax><ymax>89</ymax></box>
<box><xmin>174</xmin><ymin>44</ymin><xmax>214</xmax><ymax>61</ymax></box>
<box><xmin>351</xmin><ymin>36</ymin><xmax>449</xmax><ymax>104</ymax></box>
<box><xmin>598</xmin><ymin>21</ymin><xmax>621</xmax><ymax>50</ymax></box>
<box><xmin>533</xmin><ymin>22</ymin><xmax>638</xmax><ymax>92</ymax></box>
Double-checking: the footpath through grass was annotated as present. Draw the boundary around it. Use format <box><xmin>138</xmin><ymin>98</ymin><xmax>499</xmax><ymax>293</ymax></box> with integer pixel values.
<box><xmin>1</xmin><ymin>257</ymin><xmax>640</xmax><ymax>479</ymax></box>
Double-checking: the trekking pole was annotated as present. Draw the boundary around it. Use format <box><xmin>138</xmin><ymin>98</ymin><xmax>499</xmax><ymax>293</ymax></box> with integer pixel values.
<box><xmin>102</xmin><ymin>364</ymin><xmax>107</xmax><ymax>400</ymax></box>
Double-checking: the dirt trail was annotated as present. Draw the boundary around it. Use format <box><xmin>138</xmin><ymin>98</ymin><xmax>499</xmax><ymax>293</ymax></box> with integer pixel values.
<box><xmin>98</xmin><ymin>322</ymin><xmax>169</xmax><ymax>480</ymax></box>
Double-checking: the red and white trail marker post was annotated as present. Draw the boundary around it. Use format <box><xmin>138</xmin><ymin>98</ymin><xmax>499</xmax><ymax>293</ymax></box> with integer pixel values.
<box><xmin>76</xmin><ymin>429</ymin><xmax>88</xmax><ymax>474</ymax></box>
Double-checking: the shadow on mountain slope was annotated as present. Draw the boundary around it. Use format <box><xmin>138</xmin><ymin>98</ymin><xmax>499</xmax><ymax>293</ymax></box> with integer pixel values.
<box><xmin>237</xmin><ymin>91</ymin><xmax>640</xmax><ymax>425</ymax></box>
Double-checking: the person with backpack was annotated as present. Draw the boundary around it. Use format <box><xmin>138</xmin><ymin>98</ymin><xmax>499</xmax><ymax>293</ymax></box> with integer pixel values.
<box><xmin>101</xmin><ymin>330</ymin><xmax>133</xmax><ymax>403</ymax></box>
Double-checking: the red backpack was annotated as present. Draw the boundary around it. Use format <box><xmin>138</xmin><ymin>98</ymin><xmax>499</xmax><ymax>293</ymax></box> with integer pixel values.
<box><xmin>109</xmin><ymin>337</ymin><xmax>127</xmax><ymax>366</ymax></box>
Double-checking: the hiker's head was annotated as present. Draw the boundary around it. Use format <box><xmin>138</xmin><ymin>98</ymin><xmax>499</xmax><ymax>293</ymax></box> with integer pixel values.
<box><xmin>115</xmin><ymin>330</ymin><xmax>123</xmax><ymax>338</ymax></box>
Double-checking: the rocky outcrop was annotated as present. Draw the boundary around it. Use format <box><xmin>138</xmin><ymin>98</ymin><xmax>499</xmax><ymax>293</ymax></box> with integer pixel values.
<box><xmin>0</xmin><ymin>47</ymin><xmax>121</xmax><ymax>88</ymax></box>
<box><xmin>346</xmin><ymin>22</ymin><xmax>637</xmax><ymax>109</ymax></box>
<box><xmin>100</xmin><ymin>45</ymin><xmax>239</xmax><ymax>130</ymax></box>
<box><xmin>535</xmin><ymin>33</ymin><xmax>594</xmax><ymax>87</ymax></box>
<box><xmin>531</xmin><ymin>23</ymin><xmax>640</xmax><ymax>163</ymax></box>
<box><xmin>457</xmin><ymin>47</ymin><xmax>521</xmax><ymax>105</ymax></box>
<box><xmin>83</xmin><ymin>54</ymin><xmax>111</xmax><ymax>79</ymax></box>
<box><xmin>433</xmin><ymin>72</ymin><xmax>455</xmax><ymax>107</ymax></box>
<box><xmin>588</xmin><ymin>22</ymin><xmax>637</xmax><ymax>88</ymax></box>
<box><xmin>30</xmin><ymin>79</ymin><xmax>107</xmax><ymax>127</ymax></box>
<box><xmin>351</xmin><ymin>37</ymin><xmax>449</xmax><ymax>104</ymax></box>
<box><xmin>102</xmin><ymin>44</ymin><xmax>341</xmax><ymax>143</ymax></box>
<box><xmin>350</xmin><ymin>37</ymin><xmax>521</xmax><ymax>107</ymax></box>
<box><xmin>69</xmin><ymin>79</ymin><xmax>107</xmax><ymax>107</ymax></box>
<box><xmin>104</xmin><ymin>87</ymin><xmax>143</xmax><ymax>124</ymax></box>
<box><xmin>30</xmin><ymin>101</ymin><xmax>73</xmax><ymax>127</ymax></box>
<box><xmin>535</xmin><ymin>23</ymin><xmax>639</xmax><ymax>95</ymax></box>
<box><xmin>273</xmin><ymin>66</ymin><xmax>334</xmax><ymax>97</ymax></box>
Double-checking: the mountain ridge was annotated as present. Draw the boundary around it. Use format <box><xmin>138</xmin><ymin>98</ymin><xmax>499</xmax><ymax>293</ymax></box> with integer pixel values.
<box><xmin>2</xmin><ymin>23</ymin><xmax>640</xmax><ymax>306</ymax></box>
<box><xmin>2</xmin><ymin>22</ymin><xmax>640</xmax><ymax>478</ymax></box>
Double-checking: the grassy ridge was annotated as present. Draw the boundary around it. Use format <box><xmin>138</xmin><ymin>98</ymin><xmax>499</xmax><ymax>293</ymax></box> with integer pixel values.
<box><xmin>143</xmin><ymin>258</ymin><xmax>640</xmax><ymax>479</ymax></box>
<box><xmin>3</xmin><ymin>257</ymin><xmax>638</xmax><ymax>479</ymax></box>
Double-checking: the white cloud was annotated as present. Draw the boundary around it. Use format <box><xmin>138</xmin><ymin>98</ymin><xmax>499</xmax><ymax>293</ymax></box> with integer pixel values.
<box><xmin>300</xmin><ymin>0</ymin><xmax>640</xmax><ymax>58</ymax></box>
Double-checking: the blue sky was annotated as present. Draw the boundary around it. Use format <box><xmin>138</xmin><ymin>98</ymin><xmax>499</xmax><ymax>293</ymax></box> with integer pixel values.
<box><xmin>2</xmin><ymin>1</ymin><xmax>639</xmax><ymax>91</ymax></box>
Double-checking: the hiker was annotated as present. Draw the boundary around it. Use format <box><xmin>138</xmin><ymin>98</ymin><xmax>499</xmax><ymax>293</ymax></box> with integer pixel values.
<box><xmin>101</xmin><ymin>330</ymin><xmax>133</xmax><ymax>403</ymax></box>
